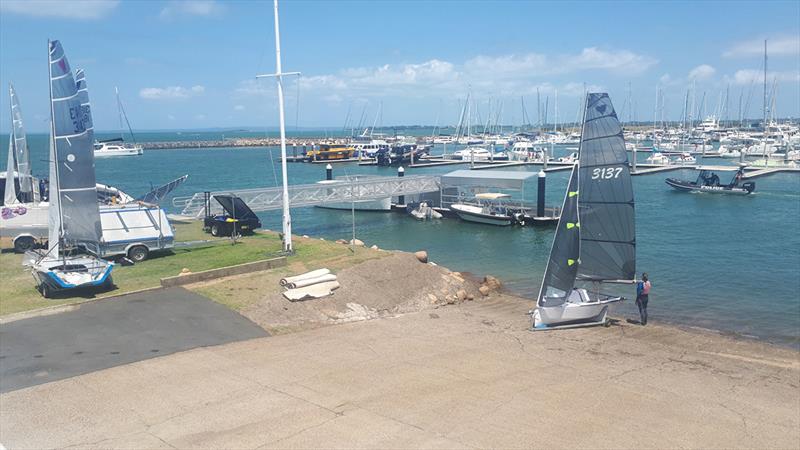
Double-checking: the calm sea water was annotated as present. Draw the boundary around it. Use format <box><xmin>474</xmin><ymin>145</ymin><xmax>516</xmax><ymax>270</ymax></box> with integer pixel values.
<box><xmin>4</xmin><ymin>132</ymin><xmax>800</xmax><ymax>348</ymax></box>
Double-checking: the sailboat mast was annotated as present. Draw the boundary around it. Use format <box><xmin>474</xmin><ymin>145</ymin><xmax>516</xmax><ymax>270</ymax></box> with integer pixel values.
<box><xmin>763</xmin><ymin>39</ymin><xmax>768</xmax><ymax>130</ymax></box>
<box><xmin>47</xmin><ymin>40</ymin><xmax>65</xmax><ymax>256</ymax></box>
<box><xmin>273</xmin><ymin>0</ymin><xmax>292</xmax><ymax>253</ymax></box>
<box><xmin>116</xmin><ymin>87</ymin><xmax>124</xmax><ymax>140</ymax></box>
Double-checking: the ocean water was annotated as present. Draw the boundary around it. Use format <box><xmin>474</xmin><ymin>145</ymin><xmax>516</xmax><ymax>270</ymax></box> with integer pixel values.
<box><xmin>4</xmin><ymin>133</ymin><xmax>800</xmax><ymax>348</ymax></box>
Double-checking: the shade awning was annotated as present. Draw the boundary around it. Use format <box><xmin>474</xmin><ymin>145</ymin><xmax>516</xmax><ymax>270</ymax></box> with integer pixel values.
<box><xmin>440</xmin><ymin>170</ymin><xmax>537</xmax><ymax>190</ymax></box>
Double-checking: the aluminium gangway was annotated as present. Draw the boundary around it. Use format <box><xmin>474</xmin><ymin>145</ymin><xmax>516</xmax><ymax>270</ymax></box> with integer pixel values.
<box><xmin>172</xmin><ymin>175</ymin><xmax>441</xmax><ymax>218</ymax></box>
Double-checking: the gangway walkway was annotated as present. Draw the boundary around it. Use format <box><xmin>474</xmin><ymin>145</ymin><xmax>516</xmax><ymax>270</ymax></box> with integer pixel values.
<box><xmin>173</xmin><ymin>175</ymin><xmax>440</xmax><ymax>218</ymax></box>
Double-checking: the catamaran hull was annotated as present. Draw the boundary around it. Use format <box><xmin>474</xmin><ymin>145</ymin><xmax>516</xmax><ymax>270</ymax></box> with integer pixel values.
<box><xmin>665</xmin><ymin>178</ymin><xmax>754</xmax><ymax>195</ymax></box>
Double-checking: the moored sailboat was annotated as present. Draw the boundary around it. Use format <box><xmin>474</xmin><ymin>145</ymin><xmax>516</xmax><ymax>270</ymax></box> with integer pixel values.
<box><xmin>531</xmin><ymin>93</ymin><xmax>636</xmax><ymax>329</ymax></box>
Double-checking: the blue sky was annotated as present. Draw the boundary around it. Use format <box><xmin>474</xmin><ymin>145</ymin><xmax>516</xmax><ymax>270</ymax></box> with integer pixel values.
<box><xmin>0</xmin><ymin>0</ymin><xmax>798</xmax><ymax>132</ymax></box>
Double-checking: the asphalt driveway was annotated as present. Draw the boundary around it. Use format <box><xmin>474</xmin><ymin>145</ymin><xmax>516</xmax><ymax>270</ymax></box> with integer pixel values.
<box><xmin>0</xmin><ymin>287</ymin><xmax>267</xmax><ymax>393</ymax></box>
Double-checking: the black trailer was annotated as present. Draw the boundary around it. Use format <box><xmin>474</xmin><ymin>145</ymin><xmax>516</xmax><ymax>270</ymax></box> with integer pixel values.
<box><xmin>203</xmin><ymin>193</ymin><xmax>262</xmax><ymax>237</ymax></box>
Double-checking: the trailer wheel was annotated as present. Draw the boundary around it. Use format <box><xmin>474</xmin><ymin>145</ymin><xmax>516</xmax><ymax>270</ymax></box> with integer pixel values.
<box><xmin>210</xmin><ymin>224</ymin><xmax>221</xmax><ymax>237</ymax></box>
<box><xmin>40</xmin><ymin>283</ymin><xmax>52</xmax><ymax>299</ymax></box>
<box><xmin>13</xmin><ymin>236</ymin><xmax>35</xmax><ymax>253</ymax></box>
<box><xmin>128</xmin><ymin>245</ymin><xmax>149</xmax><ymax>262</ymax></box>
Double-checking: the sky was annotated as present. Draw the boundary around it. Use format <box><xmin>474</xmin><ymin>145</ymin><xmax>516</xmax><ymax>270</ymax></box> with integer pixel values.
<box><xmin>0</xmin><ymin>0</ymin><xmax>798</xmax><ymax>132</ymax></box>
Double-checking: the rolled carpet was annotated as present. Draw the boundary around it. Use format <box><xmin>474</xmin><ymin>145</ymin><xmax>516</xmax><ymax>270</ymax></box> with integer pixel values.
<box><xmin>280</xmin><ymin>268</ymin><xmax>331</xmax><ymax>286</ymax></box>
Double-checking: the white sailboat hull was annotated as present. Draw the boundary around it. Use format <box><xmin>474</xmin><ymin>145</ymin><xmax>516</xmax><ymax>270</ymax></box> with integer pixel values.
<box><xmin>532</xmin><ymin>289</ymin><xmax>624</xmax><ymax>329</ymax></box>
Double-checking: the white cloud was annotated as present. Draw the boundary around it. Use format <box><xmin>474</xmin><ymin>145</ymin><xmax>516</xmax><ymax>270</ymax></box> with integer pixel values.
<box><xmin>0</xmin><ymin>0</ymin><xmax>119</xmax><ymax>19</ymax></box>
<box><xmin>688</xmin><ymin>64</ymin><xmax>716</xmax><ymax>81</ymax></box>
<box><xmin>167</xmin><ymin>114</ymin><xmax>176</xmax><ymax>121</ymax></box>
<box><xmin>139</xmin><ymin>85</ymin><xmax>205</xmax><ymax>100</ymax></box>
<box><xmin>724</xmin><ymin>35</ymin><xmax>800</xmax><ymax>58</ymax></box>
<box><xmin>160</xmin><ymin>0</ymin><xmax>224</xmax><ymax>20</ymax></box>
<box><xmin>194</xmin><ymin>114</ymin><xmax>207</xmax><ymax>121</ymax></box>
<box><xmin>256</xmin><ymin>47</ymin><xmax>650</xmax><ymax>101</ymax></box>
<box><xmin>464</xmin><ymin>47</ymin><xmax>657</xmax><ymax>78</ymax></box>
<box><xmin>728</xmin><ymin>69</ymin><xmax>800</xmax><ymax>86</ymax></box>
<box><xmin>233</xmin><ymin>105</ymin><xmax>245</xmax><ymax>111</ymax></box>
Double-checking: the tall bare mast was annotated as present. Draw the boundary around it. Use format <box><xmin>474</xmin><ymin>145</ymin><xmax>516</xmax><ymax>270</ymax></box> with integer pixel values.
<box><xmin>256</xmin><ymin>0</ymin><xmax>301</xmax><ymax>253</ymax></box>
<box><xmin>763</xmin><ymin>39</ymin><xmax>768</xmax><ymax>130</ymax></box>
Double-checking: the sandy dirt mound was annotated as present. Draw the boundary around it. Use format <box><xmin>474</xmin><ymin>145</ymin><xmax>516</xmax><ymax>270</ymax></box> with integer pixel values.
<box><xmin>241</xmin><ymin>252</ymin><xmax>485</xmax><ymax>334</ymax></box>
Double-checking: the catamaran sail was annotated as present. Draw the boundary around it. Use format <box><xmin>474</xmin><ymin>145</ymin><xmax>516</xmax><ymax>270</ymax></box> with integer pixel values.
<box><xmin>4</xmin><ymin>83</ymin><xmax>33</xmax><ymax>205</ymax></box>
<box><xmin>533</xmin><ymin>93</ymin><xmax>635</xmax><ymax>328</ymax></box>
<box><xmin>48</xmin><ymin>43</ymin><xmax>103</xmax><ymax>256</ymax></box>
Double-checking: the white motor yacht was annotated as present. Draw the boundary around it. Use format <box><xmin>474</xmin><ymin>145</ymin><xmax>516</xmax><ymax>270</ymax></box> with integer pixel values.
<box><xmin>94</xmin><ymin>139</ymin><xmax>143</xmax><ymax>157</ymax></box>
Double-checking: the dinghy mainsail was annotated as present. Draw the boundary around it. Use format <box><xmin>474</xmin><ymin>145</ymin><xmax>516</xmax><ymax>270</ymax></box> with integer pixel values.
<box><xmin>28</xmin><ymin>40</ymin><xmax>113</xmax><ymax>298</ymax></box>
<box><xmin>4</xmin><ymin>83</ymin><xmax>33</xmax><ymax>205</ymax></box>
<box><xmin>533</xmin><ymin>93</ymin><xmax>635</xmax><ymax>328</ymax></box>
<box><xmin>48</xmin><ymin>42</ymin><xmax>104</xmax><ymax>256</ymax></box>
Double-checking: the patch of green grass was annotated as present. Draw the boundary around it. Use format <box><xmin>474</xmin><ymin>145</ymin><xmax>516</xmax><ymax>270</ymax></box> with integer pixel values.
<box><xmin>0</xmin><ymin>221</ymin><xmax>386</xmax><ymax>317</ymax></box>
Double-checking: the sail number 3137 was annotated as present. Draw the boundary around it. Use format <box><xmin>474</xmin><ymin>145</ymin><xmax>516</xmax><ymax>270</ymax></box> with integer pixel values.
<box><xmin>591</xmin><ymin>167</ymin><xmax>623</xmax><ymax>179</ymax></box>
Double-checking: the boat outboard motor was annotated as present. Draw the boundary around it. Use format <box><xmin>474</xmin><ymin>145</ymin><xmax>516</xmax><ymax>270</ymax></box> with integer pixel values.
<box><xmin>513</xmin><ymin>211</ymin><xmax>526</xmax><ymax>226</ymax></box>
<box><xmin>742</xmin><ymin>181</ymin><xmax>756</xmax><ymax>193</ymax></box>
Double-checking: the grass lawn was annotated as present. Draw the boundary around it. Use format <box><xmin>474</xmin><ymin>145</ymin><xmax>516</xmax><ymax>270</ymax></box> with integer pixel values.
<box><xmin>0</xmin><ymin>221</ymin><xmax>384</xmax><ymax>317</ymax></box>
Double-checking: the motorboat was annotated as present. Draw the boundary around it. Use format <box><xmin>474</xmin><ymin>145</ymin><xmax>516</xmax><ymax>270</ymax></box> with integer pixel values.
<box><xmin>93</xmin><ymin>138</ymin><xmax>143</xmax><ymax>157</ymax></box>
<box><xmin>305</xmin><ymin>143</ymin><xmax>354</xmax><ymax>161</ymax></box>
<box><xmin>408</xmin><ymin>201</ymin><xmax>442</xmax><ymax>220</ymax></box>
<box><xmin>717</xmin><ymin>145</ymin><xmax>742</xmax><ymax>159</ymax></box>
<box><xmin>375</xmin><ymin>143</ymin><xmax>430</xmax><ymax>166</ymax></box>
<box><xmin>531</xmin><ymin>93</ymin><xmax>635</xmax><ymax>330</ymax></box>
<box><xmin>665</xmin><ymin>168</ymin><xmax>755</xmax><ymax>195</ymax></box>
<box><xmin>450</xmin><ymin>193</ymin><xmax>522</xmax><ymax>226</ymax></box>
<box><xmin>557</xmin><ymin>152</ymin><xmax>578</xmax><ymax>163</ymax></box>
<box><xmin>673</xmin><ymin>152</ymin><xmax>696</xmax><ymax>165</ymax></box>
<box><xmin>645</xmin><ymin>152</ymin><xmax>671</xmax><ymax>165</ymax></box>
<box><xmin>510</xmin><ymin>141</ymin><xmax>545</xmax><ymax>161</ymax></box>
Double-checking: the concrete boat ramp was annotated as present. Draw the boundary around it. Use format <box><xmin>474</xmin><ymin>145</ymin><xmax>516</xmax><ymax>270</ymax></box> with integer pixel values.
<box><xmin>1</xmin><ymin>294</ymin><xmax>797</xmax><ymax>449</ymax></box>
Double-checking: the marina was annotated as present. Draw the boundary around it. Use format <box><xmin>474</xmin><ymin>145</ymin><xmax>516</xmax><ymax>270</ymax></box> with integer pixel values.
<box><xmin>0</xmin><ymin>0</ymin><xmax>798</xmax><ymax>447</ymax></box>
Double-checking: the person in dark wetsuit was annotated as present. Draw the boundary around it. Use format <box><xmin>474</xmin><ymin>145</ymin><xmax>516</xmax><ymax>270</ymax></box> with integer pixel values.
<box><xmin>635</xmin><ymin>273</ymin><xmax>651</xmax><ymax>325</ymax></box>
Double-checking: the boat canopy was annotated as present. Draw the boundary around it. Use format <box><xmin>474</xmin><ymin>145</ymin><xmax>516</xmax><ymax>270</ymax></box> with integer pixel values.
<box><xmin>441</xmin><ymin>170</ymin><xmax>536</xmax><ymax>190</ymax></box>
<box><xmin>475</xmin><ymin>192</ymin><xmax>512</xmax><ymax>200</ymax></box>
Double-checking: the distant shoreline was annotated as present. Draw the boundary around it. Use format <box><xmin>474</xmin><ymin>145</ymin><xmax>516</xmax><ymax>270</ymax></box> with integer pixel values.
<box><xmin>141</xmin><ymin>137</ymin><xmax>348</xmax><ymax>150</ymax></box>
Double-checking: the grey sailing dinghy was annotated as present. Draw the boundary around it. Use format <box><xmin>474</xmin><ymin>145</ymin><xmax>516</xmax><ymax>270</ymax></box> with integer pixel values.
<box><xmin>531</xmin><ymin>93</ymin><xmax>636</xmax><ymax>330</ymax></box>
<box><xmin>25</xmin><ymin>40</ymin><xmax>113</xmax><ymax>298</ymax></box>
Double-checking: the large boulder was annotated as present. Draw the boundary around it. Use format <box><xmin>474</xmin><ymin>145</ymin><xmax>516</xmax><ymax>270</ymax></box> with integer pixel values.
<box><xmin>414</xmin><ymin>251</ymin><xmax>428</xmax><ymax>263</ymax></box>
<box><xmin>350</xmin><ymin>239</ymin><xmax>365</xmax><ymax>247</ymax></box>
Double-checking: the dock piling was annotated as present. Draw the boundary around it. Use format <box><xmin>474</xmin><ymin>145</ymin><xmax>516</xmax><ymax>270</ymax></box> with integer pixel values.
<box><xmin>326</xmin><ymin>164</ymin><xmax>333</xmax><ymax>181</ymax></box>
<box><xmin>398</xmin><ymin>166</ymin><xmax>405</xmax><ymax>205</ymax></box>
<box><xmin>537</xmin><ymin>170</ymin><xmax>546</xmax><ymax>218</ymax></box>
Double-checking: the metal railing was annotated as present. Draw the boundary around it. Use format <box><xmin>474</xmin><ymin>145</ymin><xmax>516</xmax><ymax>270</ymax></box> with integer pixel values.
<box><xmin>173</xmin><ymin>175</ymin><xmax>441</xmax><ymax>217</ymax></box>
